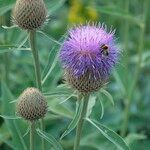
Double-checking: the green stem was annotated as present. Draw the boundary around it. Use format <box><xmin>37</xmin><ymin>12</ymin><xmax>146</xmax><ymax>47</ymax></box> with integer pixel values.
<box><xmin>29</xmin><ymin>30</ymin><xmax>45</xmax><ymax>150</ymax></box>
<box><xmin>3</xmin><ymin>53</ymin><xmax>9</xmax><ymax>85</ymax></box>
<box><xmin>74</xmin><ymin>93</ymin><xmax>90</xmax><ymax>150</ymax></box>
<box><xmin>121</xmin><ymin>0</ymin><xmax>148</xmax><ymax>137</ymax></box>
<box><xmin>30</xmin><ymin>122</ymin><xmax>35</xmax><ymax>150</ymax></box>
<box><xmin>2</xmin><ymin>15</ymin><xmax>10</xmax><ymax>85</ymax></box>
<box><xmin>121</xmin><ymin>99</ymin><xmax>130</xmax><ymax>137</ymax></box>
<box><xmin>29</xmin><ymin>30</ymin><xmax>42</xmax><ymax>90</ymax></box>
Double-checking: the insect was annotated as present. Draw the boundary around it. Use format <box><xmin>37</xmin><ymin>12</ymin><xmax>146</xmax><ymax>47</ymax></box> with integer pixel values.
<box><xmin>101</xmin><ymin>44</ymin><xmax>109</xmax><ymax>56</ymax></box>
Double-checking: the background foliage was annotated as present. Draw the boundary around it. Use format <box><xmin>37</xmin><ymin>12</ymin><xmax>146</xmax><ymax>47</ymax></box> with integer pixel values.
<box><xmin>0</xmin><ymin>0</ymin><xmax>149</xmax><ymax>150</ymax></box>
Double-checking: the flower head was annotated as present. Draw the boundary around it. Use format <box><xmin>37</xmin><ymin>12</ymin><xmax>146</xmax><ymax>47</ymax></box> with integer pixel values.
<box><xmin>16</xmin><ymin>87</ymin><xmax>47</xmax><ymax>121</ymax></box>
<box><xmin>60</xmin><ymin>24</ymin><xmax>119</xmax><ymax>93</ymax></box>
<box><xmin>12</xmin><ymin>0</ymin><xmax>47</xmax><ymax>30</ymax></box>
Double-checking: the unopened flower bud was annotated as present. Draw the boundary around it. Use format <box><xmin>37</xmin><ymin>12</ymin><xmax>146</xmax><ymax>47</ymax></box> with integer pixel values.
<box><xmin>12</xmin><ymin>0</ymin><xmax>47</xmax><ymax>30</ymax></box>
<box><xmin>16</xmin><ymin>87</ymin><xmax>47</xmax><ymax>121</ymax></box>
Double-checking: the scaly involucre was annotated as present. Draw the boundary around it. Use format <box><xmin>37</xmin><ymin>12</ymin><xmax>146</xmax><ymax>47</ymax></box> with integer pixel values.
<box><xmin>16</xmin><ymin>87</ymin><xmax>47</xmax><ymax>121</ymax></box>
<box><xmin>60</xmin><ymin>24</ymin><xmax>120</xmax><ymax>93</ymax></box>
<box><xmin>12</xmin><ymin>0</ymin><xmax>47</xmax><ymax>30</ymax></box>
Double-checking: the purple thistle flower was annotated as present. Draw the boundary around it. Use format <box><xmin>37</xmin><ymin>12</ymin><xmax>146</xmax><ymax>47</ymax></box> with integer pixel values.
<box><xmin>60</xmin><ymin>24</ymin><xmax>119</xmax><ymax>92</ymax></box>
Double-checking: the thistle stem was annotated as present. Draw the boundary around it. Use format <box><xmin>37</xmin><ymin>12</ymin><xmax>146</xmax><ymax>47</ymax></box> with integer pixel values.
<box><xmin>29</xmin><ymin>30</ymin><xmax>42</xmax><ymax>90</ymax></box>
<box><xmin>2</xmin><ymin>15</ymin><xmax>10</xmax><ymax>85</ymax></box>
<box><xmin>74</xmin><ymin>94</ymin><xmax>90</xmax><ymax>150</ymax></box>
<box><xmin>30</xmin><ymin>122</ymin><xmax>35</xmax><ymax>150</ymax></box>
<box><xmin>3</xmin><ymin>52</ymin><xmax>9</xmax><ymax>85</ymax></box>
<box><xmin>29</xmin><ymin>30</ymin><xmax>45</xmax><ymax>150</ymax></box>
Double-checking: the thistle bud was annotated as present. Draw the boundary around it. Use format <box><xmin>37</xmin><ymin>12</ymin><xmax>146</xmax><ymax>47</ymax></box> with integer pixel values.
<box><xmin>12</xmin><ymin>0</ymin><xmax>47</xmax><ymax>30</ymax></box>
<box><xmin>16</xmin><ymin>87</ymin><xmax>47</xmax><ymax>121</ymax></box>
<box><xmin>60</xmin><ymin>24</ymin><xmax>120</xmax><ymax>93</ymax></box>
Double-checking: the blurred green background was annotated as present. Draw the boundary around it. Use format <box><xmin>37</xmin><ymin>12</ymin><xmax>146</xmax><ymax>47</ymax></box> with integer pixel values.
<box><xmin>0</xmin><ymin>0</ymin><xmax>150</xmax><ymax>150</ymax></box>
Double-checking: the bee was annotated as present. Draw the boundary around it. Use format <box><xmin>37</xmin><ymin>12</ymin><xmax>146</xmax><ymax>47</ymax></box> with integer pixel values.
<box><xmin>101</xmin><ymin>44</ymin><xmax>109</xmax><ymax>56</ymax></box>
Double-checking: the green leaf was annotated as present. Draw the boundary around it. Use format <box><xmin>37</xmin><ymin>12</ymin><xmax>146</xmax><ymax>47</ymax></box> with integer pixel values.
<box><xmin>9</xmin><ymin>99</ymin><xmax>17</xmax><ymax>103</ymax></box>
<box><xmin>41</xmin><ymin>36</ymin><xmax>64</xmax><ymax>84</ymax></box>
<box><xmin>23</xmin><ymin>126</ymin><xmax>30</xmax><ymax>137</ymax></box>
<box><xmin>113</xmin><ymin>70</ymin><xmax>127</xmax><ymax>96</ymax></box>
<box><xmin>0</xmin><ymin>115</ymin><xmax>21</xmax><ymax>120</ymax></box>
<box><xmin>60</xmin><ymin>100</ymin><xmax>84</xmax><ymax>139</ymax></box>
<box><xmin>94</xmin><ymin>5</ymin><xmax>140</xmax><ymax>26</ymax></box>
<box><xmin>100</xmin><ymin>89</ymin><xmax>114</xmax><ymax>106</ymax></box>
<box><xmin>45</xmin><ymin>0</ymin><xmax>66</xmax><ymax>15</ymax></box>
<box><xmin>1</xmin><ymin>82</ymin><xmax>28</xmax><ymax>150</ymax></box>
<box><xmin>43</xmin><ymin>84</ymin><xmax>73</xmax><ymax>97</ymax></box>
<box><xmin>47</xmin><ymin>96</ymin><xmax>74</xmax><ymax>119</ymax></box>
<box><xmin>0</xmin><ymin>0</ymin><xmax>15</xmax><ymax>15</ymax></box>
<box><xmin>0</xmin><ymin>47</ymin><xmax>31</xmax><ymax>53</ymax></box>
<box><xmin>86</xmin><ymin>118</ymin><xmax>130</xmax><ymax>150</ymax></box>
<box><xmin>86</xmin><ymin>95</ymin><xmax>96</xmax><ymax>118</ymax></box>
<box><xmin>37</xmin><ymin>30</ymin><xmax>61</xmax><ymax>46</ymax></box>
<box><xmin>0</xmin><ymin>45</ymin><xmax>18</xmax><ymax>48</ymax></box>
<box><xmin>17</xmin><ymin>34</ymin><xmax>29</xmax><ymax>49</ymax></box>
<box><xmin>125</xmin><ymin>133</ymin><xmax>147</xmax><ymax>145</ymax></box>
<box><xmin>98</xmin><ymin>96</ymin><xmax>104</xmax><ymax>119</ymax></box>
<box><xmin>0</xmin><ymin>124</ymin><xmax>14</xmax><ymax>148</ymax></box>
<box><xmin>0</xmin><ymin>34</ymin><xmax>30</xmax><ymax>53</ymax></box>
<box><xmin>36</xmin><ymin>129</ymin><xmax>63</xmax><ymax>150</ymax></box>
<box><xmin>42</xmin><ymin>53</ymin><xmax>59</xmax><ymax>84</ymax></box>
<box><xmin>2</xmin><ymin>25</ymin><xmax>18</xmax><ymax>29</ymax></box>
<box><xmin>59</xmin><ymin>92</ymin><xmax>76</xmax><ymax>104</ymax></box>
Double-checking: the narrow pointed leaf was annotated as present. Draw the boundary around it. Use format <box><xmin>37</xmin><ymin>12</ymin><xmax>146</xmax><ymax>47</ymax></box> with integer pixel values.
<box><xmin>0</xmin><ymin>115</ymin><xmax>21</xmax><ymax>120</ymax></box>
<box><xmin>37</xmin><ymin>31</ymin><xmax>61</xmax><ymax>45</ymax></box>
<box><xmin>23</xmin><ymin>126</ymin><xmax>30</xmax><ymax>137</ymax></box>
<box><xmin>1</xmin><ymin>82</ymin><xmax>28</xmax><ymax>150</ymax></box>
<box><xmin>17</xmin><ymin>34</ymin><xmax>29</xmax><ymax>49</ymax></box>
<box><xmin>46</xmin><ymin>0</ymin><xmax>66</xmax><ymax>15</ymax></box>
<box><xmin>59</xmin><ymin>93</ymin><xmax>76</xmax><ymax>104</ymax></box>
<box><xmin>41</xmin><ymin>36</ymin><xmax>65</xmax><ymax>84</ymax></box>
<box><xmin>86</xmin><ymin>95</ymin><xmax>96</xmax><ymax>118</ymax></box>
<box><xmin>60</xmin><ymin>99</ymin><xmax>84</xmax><ymax>139</ymax></box>
<box><xmin>100</xmin><ymin>89</ymin><xmax>114</xmax><ymax>106</ymax></box>
<box><xmin>36</xmin><ymin>129</ymin><xmax>63</xmax><ymax>150</ymax></box>
<box><xmin>113</xmin><ymin>70</ymin><xmax>126</xmax><ymax>96</ymax></box>
<box><xmin>43</xmin><ymin>84</ymin><xmax>73</xmax><ymax>97</ymax></box>
<box><xmin>94</xmin><ymin>5</ymin><xmax>140</xmax><ymax>25</ymax></box>
<box><xmin>98</xmin><ymin>97</ymin><xmax>104</xmax><ymax>119</ymax></box>
<box><xmin>0</xmin><ymin>47</ymin><xmax>31</xmax><ymax>53</ymax></box>
<box><xmin>2</xmin><ymin>25</ymin><xmax>18</xmax><ymax>29</ymax></box>
<box><xmin>86</xmin><ymin>118</ymin><xmax>130</xmax><ymax>150</ymax></box>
